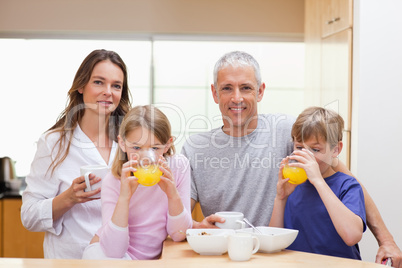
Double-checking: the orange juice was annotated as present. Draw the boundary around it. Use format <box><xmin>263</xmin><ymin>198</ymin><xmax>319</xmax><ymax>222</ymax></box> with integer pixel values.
<box><xmin>282</xmin><ymin>165</ymin><xmax>308</xmax><ymax>185</ymax></box>
<box><xmin>134</xmin><ymin>165</ymin><xmax>162</xmax><ymax>186</ymax></box>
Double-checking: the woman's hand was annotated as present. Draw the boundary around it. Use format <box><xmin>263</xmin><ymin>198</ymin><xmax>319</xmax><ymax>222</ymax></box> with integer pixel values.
<box><xmin>119</xmin><ymin>159</ymin><xmax>139</xmax><ymax>200</ymax></box>
<box><xmin>67</xmin><ymin>174</ymin><xmax>102</xmax><ymax>203</ymax></box>
<box><xmin>53</xmin><ymin>174</ymin><xmax>101</xmax><ymax>221</ymax></box>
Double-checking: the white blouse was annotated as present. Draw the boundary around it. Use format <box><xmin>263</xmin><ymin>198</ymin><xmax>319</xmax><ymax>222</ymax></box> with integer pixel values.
<box><xmin>21</xmin><ymin>125</ymin><xmax>117</xmax><ymax>259</ymax></box>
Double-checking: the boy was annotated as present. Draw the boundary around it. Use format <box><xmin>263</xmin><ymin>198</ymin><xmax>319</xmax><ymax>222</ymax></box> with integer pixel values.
<box><xmin>269</xmin><ymin>106</ymin><xmax>366</xmax><ymax>260</ymax></box>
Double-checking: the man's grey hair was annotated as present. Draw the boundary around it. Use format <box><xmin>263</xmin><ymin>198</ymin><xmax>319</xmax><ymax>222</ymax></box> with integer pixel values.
<box><xmin>213</xmin><ymin>51</ymin><xmax>262</xmax><ymax>88</ymax></box>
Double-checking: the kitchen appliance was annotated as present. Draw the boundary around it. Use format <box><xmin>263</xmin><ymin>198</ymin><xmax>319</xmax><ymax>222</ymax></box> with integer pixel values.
<box><xmin>0</xmin><ymin>157</ymin><xmax>17</xmax><ymax>193</ymax></box>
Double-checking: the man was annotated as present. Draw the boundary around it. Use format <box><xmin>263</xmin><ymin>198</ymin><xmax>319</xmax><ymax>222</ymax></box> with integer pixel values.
<box><xmin>181</xmin><ymin>51</ymin><xmax>401</xmax><ymax>266</ymax></box>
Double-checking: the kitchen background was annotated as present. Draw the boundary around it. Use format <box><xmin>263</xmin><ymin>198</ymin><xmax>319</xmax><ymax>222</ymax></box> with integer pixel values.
<box><xmin>0</xmin><ymin>0</ymin><xmax>401</xmax><ymax>263</ymax></box>
<box><xmin>0</xmin><ymin>39</ymin><xmax>305</xmax><ymax>176</ymax></box>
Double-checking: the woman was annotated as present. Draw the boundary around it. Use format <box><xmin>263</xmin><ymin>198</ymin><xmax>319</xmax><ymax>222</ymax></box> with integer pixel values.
<box><xmin>21</xmin><ymin>49</ymin><xmax>132</xmax><ymax>259</ymax></box>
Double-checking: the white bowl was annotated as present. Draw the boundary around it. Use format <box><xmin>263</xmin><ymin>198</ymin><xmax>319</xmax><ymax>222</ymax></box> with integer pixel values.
<box><xmin>237</xmin><ymin>226</ymin><xmax>298</xmax><ymax>253</ymax></box>
<box><xmin>186</xmin><ymin>229</ymin><xmax>235</xmax><ymax>255</ymax></box>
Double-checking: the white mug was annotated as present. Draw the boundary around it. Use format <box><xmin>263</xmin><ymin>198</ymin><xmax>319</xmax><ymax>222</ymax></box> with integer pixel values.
<box><xmin>215</xmin><ymin>211</ymin><xmax>246</xmax><ymax>229</ymax></box>
<box><xmin>80</xmin><ymin>165</ymin><xmax>109</xmax><ymax>198</ymax></box>
<box><xmin>228</xmin><ymin>233</ymin><xmax>260</xmax><ymax>261</ymax></box>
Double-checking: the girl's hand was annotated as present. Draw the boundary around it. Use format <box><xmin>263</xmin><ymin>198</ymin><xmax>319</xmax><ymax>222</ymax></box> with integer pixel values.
<box><xmin>119</xmin><ymin>159</ymin><xmax>139</xmax><ymax>199</ymax></box>
<box><xmin>290</xmin><ymin>149</ymin><xmax>323</xmax><ymax>185</ymax></box>
<box><xmin>277</xmin><ymin>158</ymin><xmax>297</xmax><ymax>200</ymax></box>
<box><xmin>157</xmin><ymin>156</ymin><xmax>180</xmax><ymax>199</ymax></box>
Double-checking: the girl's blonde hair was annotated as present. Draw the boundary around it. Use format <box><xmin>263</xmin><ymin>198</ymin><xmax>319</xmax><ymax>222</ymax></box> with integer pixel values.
<box><xmin>291</xmin><ymin>106</ymin><xmax>344</xmax><ymax>148</ymax></box>
<box><xmin>111</xmin><ymin>105</ymin><xmax>175</xmax><ymax>178</ymax></box>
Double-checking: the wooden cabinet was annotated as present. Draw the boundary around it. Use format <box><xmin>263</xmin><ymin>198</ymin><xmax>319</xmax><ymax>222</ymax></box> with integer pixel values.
<box><xmin>321</xmin><ymin>29</ymin><xmax>352</xmax><ymax>166</ymax></box>
<box><xmin>305</xmin><ymin>0</ymin><xmax>353</xmax><ymax>168</ymax></box>
<box><xmin>304</xmin><ymin>0</ymin><xmax>323</xmax><ymax>106</ymax></box>
<box><xmin>321</xmin><ymin>0</ymin><xmax>353</xmax><ymax>37</ymax></box>
<box><xmin>191</xmin><ymin>202</ymin><xmax>204</xmax><ymax>222</ymax></box>
<box><xmin>1</xmin><ymin>198</ymin><xmax>44</xmax><ymax>258</ymax></box>
<box><xmin>0</xmin><ymin>199</ymin><xmax>2</xmax><ymax>255</ymax></box>
<box><xmin>321</xmin><ymin>29</ymin><xmax>352</xmax><ymax>130</ymax></box>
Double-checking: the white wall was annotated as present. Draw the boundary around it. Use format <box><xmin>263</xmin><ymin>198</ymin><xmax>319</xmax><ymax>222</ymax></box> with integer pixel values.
<box><xmin>352</xmin><ymin>0</ymin><xmax>402</xmax><ymax>262</ymax></box>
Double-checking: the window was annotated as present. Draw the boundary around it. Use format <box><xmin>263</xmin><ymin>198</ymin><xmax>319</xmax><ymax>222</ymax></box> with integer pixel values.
<box><xmin>0</xmin><ymin>39</ymin><xmax>152</xmax><ymax>175</ymax></box>
<box><xmin>152</xmin><ymin>41</ymin><xmax>305</xmax><ymax>150</ymax></box>
<box><xmin>0</xmin><ymin>38</ymin><xmax>304</xmax><ymax>176</ymax></box>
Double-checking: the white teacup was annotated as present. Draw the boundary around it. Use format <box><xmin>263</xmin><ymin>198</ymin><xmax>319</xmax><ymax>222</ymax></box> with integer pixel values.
<box><xmin>80</xmin><ymin>165</ymin><xmax>109</xmax><ymax>198</ymax></box>
<box><xmin>215</xmin><ymin>211</ymin><xmax>246</xmax><ymax>229</ymax></box>
<box><xmin>228</xmin><ymin>233</ymin><xmax>260</xmax><ymax>261</ymax></box>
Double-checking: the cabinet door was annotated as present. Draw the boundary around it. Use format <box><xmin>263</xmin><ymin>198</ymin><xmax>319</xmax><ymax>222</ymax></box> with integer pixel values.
<box><xmin>321</xmin><ymin>29</ymin><xmax>352</xmax><ymax>167</ymax></box>
<box><xmin>304</xmin><ymin>0</ymin><xmax>323</xmax><ymax>107</ymax></box>
<box><xmin>191</xmin><ymin>202</ymin><xmax>204</xmax><ymax>222</ymax></box>
<box><xmin>2</xmin><ymin>199</ymin><xmax>44</xmax><ymax>258</ymax></box>
<box><xmin>0</xmin><ymin>199</ymin><xmax>2</xmax><ymax>255</ymax></box>
<box><xmin>322</xmin><ymin>0</ymin><xmax>353</xmax><ymax>37</ymax></box>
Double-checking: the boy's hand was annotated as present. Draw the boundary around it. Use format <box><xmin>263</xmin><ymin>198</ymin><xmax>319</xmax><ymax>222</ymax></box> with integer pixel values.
<box><xmin>277</xmin><ymin>159</ymin><xmax>297</xmax><ymax>200</ymax></box>
<box><xmin>291</xmin><ymin>149</ymin><xmax>323</xmax><ymax>185</ymax></box>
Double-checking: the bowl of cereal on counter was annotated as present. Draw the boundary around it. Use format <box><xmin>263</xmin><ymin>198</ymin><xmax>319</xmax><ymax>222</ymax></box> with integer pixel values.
<box><xmin>186</xmin><ymin>229</ymin><xmax>235</xmax><ymax>255</ymax></box>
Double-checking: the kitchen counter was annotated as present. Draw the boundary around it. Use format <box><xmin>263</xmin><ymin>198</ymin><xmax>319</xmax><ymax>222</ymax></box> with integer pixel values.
<box><xmin>0</xmin><ymin>190</ymin><xmax>22</xmax><ymax>199</ymax></box>
<box><xmin>0</xmin><ymin>238</ymin><xmax>385</xmax><ymax>267</ymax></box>
<box><xmin>0</xmin><ymin>178</ymin><xmax>25</xmax><ymax>199</ymax></box>
<box><xmin>0</xmin><ymin>195</ymin><xmax>45</xmax><ymax>258</ymax></box>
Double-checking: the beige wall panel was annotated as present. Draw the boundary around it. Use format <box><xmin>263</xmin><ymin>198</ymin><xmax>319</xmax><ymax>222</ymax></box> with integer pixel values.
<box><xmin>0</xmin><ymin>0</ymin><xmax>304</xmax><ymax>37</ymax></box>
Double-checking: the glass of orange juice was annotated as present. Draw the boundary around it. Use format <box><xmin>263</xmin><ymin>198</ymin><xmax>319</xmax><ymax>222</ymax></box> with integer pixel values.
<box><xmin>134</xmin><ymin>149</ymin><xmax>162</xmax><ymax>187</ymax></box>
<box><xmin>282</xmin><ymin>154</ymin><xmax>308</xmax><ymax>185</ymax></box>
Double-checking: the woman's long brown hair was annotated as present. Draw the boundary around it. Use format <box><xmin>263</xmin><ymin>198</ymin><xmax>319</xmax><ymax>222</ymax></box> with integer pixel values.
<box><xmin>47</xmin><ymin>49</ymin><xmax>132</xmax><ymax>175</ymax></box>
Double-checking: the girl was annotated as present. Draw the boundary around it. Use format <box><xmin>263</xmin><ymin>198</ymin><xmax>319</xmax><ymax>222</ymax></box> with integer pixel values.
<box><xmin>83</xmin><ymin>105</ymin><xmax>192</xmax><ymax>260</ymax></box>
<box><xmin>21</xmin><ymin>49</ymin><xmax>132</xmax><ymax>259</ymax></box>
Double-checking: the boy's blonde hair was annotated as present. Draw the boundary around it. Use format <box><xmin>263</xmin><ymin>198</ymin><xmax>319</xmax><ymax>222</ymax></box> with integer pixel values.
<box><xmin>111</xmin><ymin>105</ymin><xmax>175</xmax><ymax>178</ymax></box>
<box><xmin>291</xmin><ymin>107</ymin><xmax>344</xmax><ymax>148</ymax></box>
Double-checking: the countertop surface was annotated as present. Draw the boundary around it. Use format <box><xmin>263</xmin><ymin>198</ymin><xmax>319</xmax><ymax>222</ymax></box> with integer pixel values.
<box><xmin>0</xmin><ymin>238</ymin><xmax>386</xmax><ymax>267</ymax></box>
<box><xmin>0</xmin><ymin>189</ymin><xmax>22</xmax><ymax>199</ymax></box>
<box><xmin>0</xmin><ymin>178</ymin><xmax>25</xmax><ymax>199</ymax></box>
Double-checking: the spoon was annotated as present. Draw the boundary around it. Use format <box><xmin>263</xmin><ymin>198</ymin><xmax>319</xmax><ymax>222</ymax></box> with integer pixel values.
<box><xmin>243</xmin><ymin>218</ymin><xmax>262</xmax><ymax>234</ymax></box>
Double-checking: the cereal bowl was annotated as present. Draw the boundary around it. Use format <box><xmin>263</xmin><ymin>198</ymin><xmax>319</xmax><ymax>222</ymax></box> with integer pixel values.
<box><xmin>186</xmin><ymin>229</ymin><xmax>235</xmax><ymax>255</ymax></box>
<box><xmin>237</xmin><ymin>226</ymin><xmax>298</xmax><ymax>253</ymax></box>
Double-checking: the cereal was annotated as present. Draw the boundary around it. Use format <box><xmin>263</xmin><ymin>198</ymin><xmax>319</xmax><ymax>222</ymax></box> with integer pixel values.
<box><xmin>199</xmin><ymin>232</ymin><xmax>211</xmax><ymax>236</ymax></box>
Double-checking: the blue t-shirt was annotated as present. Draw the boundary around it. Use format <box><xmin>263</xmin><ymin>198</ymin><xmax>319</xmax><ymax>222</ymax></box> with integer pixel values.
<box><xmin>284</xmin><ymin>172</ymin><xmax>366</xmax><ymax>260</ymax></box>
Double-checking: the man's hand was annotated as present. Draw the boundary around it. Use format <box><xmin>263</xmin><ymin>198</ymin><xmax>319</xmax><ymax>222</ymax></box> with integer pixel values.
<box><xmin>376</xmin><ymin>240</ymin><xmax>402</xmax><ymax>267</ymax></box>
<box><xmin>192</xmin><ymin>214</ymin><xmax>225</xmax><ymax>229</ymax></box>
